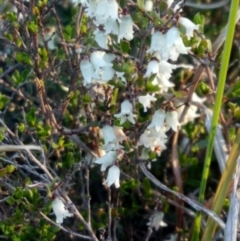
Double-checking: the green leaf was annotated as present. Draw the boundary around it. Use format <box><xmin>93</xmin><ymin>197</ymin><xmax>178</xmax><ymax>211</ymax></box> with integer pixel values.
<box><xmin>0</xmin><ymin>93</ymin><xmax>9</xmax><ymax>109</ymax></box>
<box><xmin>27</xmin><ymin>21</ymin><xmax>38</xmax><ymax>33</ymax></box>
<box><xmin>143</xmin><ymin>178</ymin><xmax>152</xmax><ymax>198</ymax></box>
<box><xmin>120</xmin><ymin>40</ymin><xmax>130</xmax><ymax>53</ymax></box>
<box><xmin>194</xmin><ymin>13</ymin><xmax>205</xmax><ymax>27</ymax></box>
<box><xmin>197</xmin><ymin>82</ymin><xmax>211</xmax><ymax>95</ymax></box>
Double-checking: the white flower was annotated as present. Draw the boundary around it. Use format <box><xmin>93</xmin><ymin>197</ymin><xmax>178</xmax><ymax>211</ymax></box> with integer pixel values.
<box><xmin>90</xmin><ymin>51</ymin><xmax>113</xmax><ymax>72</ymax></box>
<box><xmin>118</xmin><ymin>14</ymin><xmax>134</xmax><ymax>42</ymax></box>
<box><xmin>105</xmin><ymin>0</ymin><xmax>120</xmax><ymax>21</ymax></box>
<box><xmin>116</xmin><ymin>71</ymin><xmax>127</xmax><ymax>84</ymax></box>
<box><xmin>148</xmin><ymin>109</ymin><xmax>166</xmax><ymax>131</ymax></box>
<box><xmin>80</xmin><ymin>59</ymin><xmax>95</xmax><ymax>85</ymax></box>
<box><xmin>147</xmin><ymin>211</ymin><xmax>167</xmax><ymax>230</ymax></box>
<box><xmin>86</xmin><ymin>0</ymin><xmax>98</xmax><ymax>17</ymax></box>
<box><xmin>103</xmin><ymin>165</ymin><xmax>120</xmax><ymax>188</ymax></box>
<box><xmin>101</xmin><ymin>125</ymin><xmax>123</xmax><ymax>151</ymax></box>
<box><xmin>105</xmin><ymin>18</ymin><xmax>119</xmax><ymax>35</ymax></box>
<box><xmin>113</xmin><ymin>126</ymin><xmax>127</xmax><ymax>142</ymax></box>
<box><xmin>84</xmin><ymin>149</ymin><xmax>106</xmax><ymax>166</ymax></box>
<box><xmin>144</xmin><ymin>0</ymin><xmax>153</xmax><ymax>11</ymax></box>
<box><xmin>147</xmin><ymin>31</ymin><xmax>167</xmax><ymax>54</ymax></box>
<box><xmin>94</xmin><ymin>28</ymin><xmax>109</xmax><ymax>49</ymax></box>
<box><xmin>143</xmin><ymin>59</ymin><xmax>159</xmax><ymax>78</ymax></box>
<box><xmin>52</xmin><ymin>195</ymin><xmax>73</xmax><ymax>224</ymax></box>
<box><xmin>95</xmin><ymin>150</ymin><xmax>117</xmax><ymax>170</ymax></box>
<box><xmin>165</xmin><ymin>110</ymin><xmax>180</xmax><ymax>131</ymax></box>
<box><xmin>90</xmin><ymin>52</ymin><xmax>115</xmax><ymax>82</ymax></box>
<box><xmin>95</xmin><ymin>0</ymin><xmax>119</xmax><ymax>22</ymax></box>
<box><xmin>176</xmin><ymin>93</ymin><xmax>205</xmax><ymax>125</ymax></box>
<box><xmin>138</xmin><ymin>94</ymin><xmax>157</xmax><ymax>112</ymax></box>
<box><xmin>166</xmin><ymin>27</ymin><xmax>190</xmax><ymax>61</ymax></box>
<box><xmin>138</xmin><ymin>128</ymin><xmax>167</xmax><ymax>151</ymax></box>
<box><xmin>179</xmin><ymin>17</ymin><xmax>199</xmax><ymax>40</ymax></box>
<box><xmin>98</xmin><ymin>66</ymin><xmax>115</xmax><ymax>82</ymax></box>
<box><xmin>166</xmin><ymin>27</ymin><xmax>180</xmax><ymax>48</ymax></box>
<box><xmin>114</xmin><ymin>100</ymin><xmax>137</xmax><ymax>124</ymax></box>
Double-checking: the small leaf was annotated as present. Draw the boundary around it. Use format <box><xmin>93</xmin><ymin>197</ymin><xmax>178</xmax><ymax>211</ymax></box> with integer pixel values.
<box><xmin>120</xmin><ymin>40</ymin><xmax>130</xmax><ymax>53</ymax></box>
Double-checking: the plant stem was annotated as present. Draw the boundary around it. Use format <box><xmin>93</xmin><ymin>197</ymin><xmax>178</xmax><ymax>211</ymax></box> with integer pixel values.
<box><xmin>191</xmin><ymin>1</ymin><xmax>239</xmax><ymax>240</ymax></box>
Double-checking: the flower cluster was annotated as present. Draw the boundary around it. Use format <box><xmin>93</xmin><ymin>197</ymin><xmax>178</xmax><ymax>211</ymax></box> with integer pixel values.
<box><xmin>139</xmin><ymin>109</ymin><xmax>180</xmax><ymax>155</ymax></box>
<box><xmin>75</xmin><ymin>0</ymin><xmax>202</xmax><ymax>188</ymax></box>
<box><xmin>95</xmin><ymin>125</ymin><xmax>126</xmax><ymax>188</ymax></box>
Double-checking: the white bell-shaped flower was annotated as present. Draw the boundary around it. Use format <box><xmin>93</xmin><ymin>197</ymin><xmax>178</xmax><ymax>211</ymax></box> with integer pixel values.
<box><xmin>80</xmin><ymin>59</ymin><xmax>95</xmax><ymax>85</ymax></box>
<box><xmin>154</xmin><ymin>73</ymin><xmax>174</xmax><ymax>92</ymax></box>
<box><xmin>102</xmin><ymin>125</ymin><xmax>117</xmax><ymax>145</ymax></box>
<box><xmin>147</xmin><ymin>31</ymin><xmax>167</xmax><ymax>54</ymax></box>
<box><xmin>179</xmin><ymin>17</ymin><xmax>199</xmax><ymax>40</ymax></box>
<box><xmin>139</xmin><ymin>130</ymin><xmax>152</xmax><ymax>149</ymax></box>
<box><xmin>148</xmin><ymin>109</ymin><xmax>166</xmax><ymax>131</ymax></box>
<box><xmin>84</xmin><ymin>149</ymin><xmax>106</xmax><ymax>166</ymax></box>
<box><xmin>99</xmin><ymin>66</ymin><xmax>115</xmax><ymax>82</ymax></box>
<box><xmin>147</xmin><ymin>211</ymin><xmax>167</xmax><ymax>230</ymax></box>
<box><xmin>113</xmin><ymin>126</ymin><xmax>127</xmax><ymax>142</ymax></box>
<box><xmin>95</xmin><ymin>150</ymin><xmax>117</xmax><ymax>170</ymax></box>
<box><xmin>96</xmin><ymin>0</ymin><xmax>107</xmax><ymax>18</ymax></box>
<box><xmin>90</xmin><ymin>51</ymin><xmax>113</xmax><ymax>72</ymax></box>
<box><xmin>103</xmin><ymin>165</ymin><xmax>120</xmax><ymax>188</ymax></box>
<box><xmin>101</xmin><ymin>125</ymin><xmax>123</xmax><ymax>151</ymax></box>
<box><xmin>138</xmin><ymin>94</ymin><xmax>157</xmax><ymax>112</ymax></box>
<box><xmin>114</xmin><ymin>100</ymin><xmax>137</xmax><ymax>124</ymax></box>
<box><xmin>139</xmin><ymin>128</ymin><xmax>167</xmax><ymax>151</ymax></box>
<box><xmin>95</xmin><ymin>0</ymin><xmax>119</xmax><ymax>22</ymax></box>
<box><xmin>94</xmin><ymin>29</ymin><xmax>109</xmax><ymax>49</ymax></box>
<box><xmin>144</xmin><ymin>0</ymin><xmax>153</xmax><ymax>11</ymax></box>
<box><xmin>159</xmin><ymin>60</ymin><xmax>177</xmax><ymax>74</ymax></box>
<box><xmin>165</xmin><ymin>110</ymin><xmax>180</xmax><ymax>131</ymax></box>
<box><xmin>166</xmin><ymin>27</ymin><xmax>191</xmax><ymax>61</ymax></box>
<box><xmin>118</xmin><ymin>14</ymin><xmax>134</xmax><ymax>42</ymax></box>
<box><xmin>143</xmin><ymin>59</ymin><xmax>159</xmax><ymax>78</ymax></box>
<box><xmin>105</xmin><ymin>18</ymin><xmax>119</xmax><ymax>35</ymax></box>
<box><xmin>166</xmin><ymin>27</ymin><xmax>180</xmax><ymax>48</ymax></box>
<box><xmin>52</xmin><ymin>195</ymin><xmax>73</xmax><ymax>224</ymax></box>
<box><xmin>86</xmin><ymin>0</ymin><xmax>98</xmax><ymax>17</ymax></box>
<box><xmin>105</xmin><ymin>0</ymin><xmax>120</xmax><ymax>21</ymax></box>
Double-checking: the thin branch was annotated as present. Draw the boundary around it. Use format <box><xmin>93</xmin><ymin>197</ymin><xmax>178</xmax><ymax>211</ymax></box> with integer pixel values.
<box><xmin>39</xmin><ymin>211</ymin><xmax>92</xmax><ymax>240</ymax></box>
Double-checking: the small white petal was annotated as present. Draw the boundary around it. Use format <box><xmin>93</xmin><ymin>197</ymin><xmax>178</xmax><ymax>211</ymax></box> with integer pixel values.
<box><xmin>165</xmin><ymin>111</ymin><xmax>180</xmax><ymax>131</ymax></box>
<box><xmin>148</xmin><ymin>109</ymin><xmax>166</xmax><ymax>131</ymax></box>
<box><xmin>103</xmin><ymin>165</ymin><xmax>120</xmax><ymax>188</ymax></box>
<box><xmin>80</xmin><ymin>60</ymin><xmax>94</xmax><ymax>85</ymax></box>
<box><xmin>95</xmin><ymin>151</ymin><xmax>117</xmax><ymax>170</ymax></box>
<box><xmin>52</xmin><ymin>197</ymin><xmax>73</xmax><ymax>224</ymax></box>
<box><xmin>138</xmin><ymin>94</ymin><xmax>157</xmax><ymax>112</ymax></box>
<box><xmin>179</xmin><ymin>17</ymin><xmax>199</xmax><ymax>40</ymax></box>
<box><xmin>147</xmin><ymin>211</ymin><xmax>167</xmax><ymax>230</ymax></box>
<box><xmin>118</xmin><ymin>14</ymin><xmax>134</xmax><ymax>42</ymax></box>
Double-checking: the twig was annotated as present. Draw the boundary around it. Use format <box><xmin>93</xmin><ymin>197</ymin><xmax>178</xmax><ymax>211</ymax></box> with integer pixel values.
<box><xmin>40</xmin><ymin>211</ymin><xmax>92</xmax><ymax>240</ymax></box>
<box><xmin>138</xmin><ymin>162</ymin><xmax>225</xmax><ymax>229</ymax></box>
